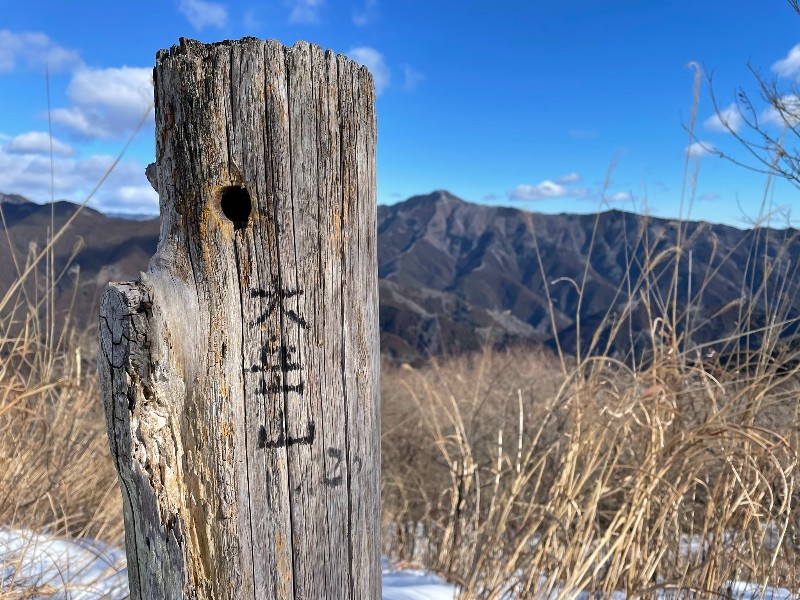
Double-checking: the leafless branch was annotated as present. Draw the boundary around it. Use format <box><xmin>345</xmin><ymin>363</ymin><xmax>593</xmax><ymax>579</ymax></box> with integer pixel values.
<box><xmin>700</xmin><ymin>66</ymin><xmax>800</xmax><ymax>189</ymax></box>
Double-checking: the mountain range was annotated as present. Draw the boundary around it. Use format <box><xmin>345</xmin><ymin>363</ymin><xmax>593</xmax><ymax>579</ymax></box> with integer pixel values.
<box><xmin>2</xmin><ymin>190</ymin><xmax>798</xmax><ymax>362</ymax></box>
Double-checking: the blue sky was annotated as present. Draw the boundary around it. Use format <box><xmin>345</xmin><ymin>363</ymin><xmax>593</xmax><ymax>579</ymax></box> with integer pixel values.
<box><xmin>1</xmin><ymin>1</ymin><xmax>799</xmax><ymax>227</ymax></box>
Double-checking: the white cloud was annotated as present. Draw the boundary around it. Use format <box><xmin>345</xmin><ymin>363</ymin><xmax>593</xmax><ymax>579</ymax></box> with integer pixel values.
<box><xmin>402</xmin><ymin>65</ymin><xmax>423</xmax><ymax>91</ymax></box>
<box><xmin>772</xmin><ymin>44</ymin><xmax>800</xmax><ymax>80</ymax></box>
<box><xmin>51</xmin><ymin>67</ymin><xmax>154</xmax><ymax>139</ymax></box>
<box><xmin>606</xmin><ymin>191</ymin><xmax>632</xmax><ymax>203</ymax></box>
<box><xmin>0</xmin><ymin>145</ymin><xmax>158</xmax><ymax>214</ymax></box>
<box><xmin>0</xmin><ymin>31</ymin><xmax>156</xmax><ymax>215</ymax></box>
<box><xmin>704</xmin><ymin>103</ymin><xmax>744</xmax><ymax>133</ymax></box>
<box><xmin>5</xmin><ymin>131</ymin><xmax>75</xmax><ymax>157</ymax></box>
<box><xmin>509</xmin><ymin>180</ymin><xmax>589</xmax><ymax>201</ymax></box>
<box><xmin>556</xmin><ymin>172</ymin><xmax>581</xmax><ymax>184</ymax></box>
<box><xmin>761</xmin><ymin>94</ymin><xmax>800</xmax><ymax>127</ymax></box>
<box><xmin>178</xmin><ymin>0</ymin><xmax>228</xmax><ymax>30</ymax></box>
<box><xmin>353</xmin><ymin>0</ymin><xmax>378</xmax><ymax>25</ymax></box>
<box><xmin>348</xmin><ymin>47</ymin><xmax>390</xmax><ymax>95</ymax></box>
<box><xmin>0</xmin><ymin>30</ymin><xmax>81</xmax><ymax>73</ymax></box>
<box><xmin>115</xmin><ymin>185</ymin><xmax>159</xmax><ymax>211</ymax></box>
<box><xmin>289</xmin><ymin>0</ymin><xmax>324</xmax><ymax>23</ymax></box>
<box><xmin>686</xmin><ymin>141</ymin><xmax>715</xmax><ymax>158</ymax></box>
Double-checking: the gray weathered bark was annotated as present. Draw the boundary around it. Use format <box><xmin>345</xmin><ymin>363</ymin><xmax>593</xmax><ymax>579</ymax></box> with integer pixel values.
<box><xmin>98</xmin><ymin>37</ymin><xmax>379</xmax><ymax>599</ymax></box>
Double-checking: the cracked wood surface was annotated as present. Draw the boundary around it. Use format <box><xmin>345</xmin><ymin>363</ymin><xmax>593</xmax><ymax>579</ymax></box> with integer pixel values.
<box><xmin>98</xmin><ymin>37</ymin><xmax>379</xmax><ymax>600</ymax></box>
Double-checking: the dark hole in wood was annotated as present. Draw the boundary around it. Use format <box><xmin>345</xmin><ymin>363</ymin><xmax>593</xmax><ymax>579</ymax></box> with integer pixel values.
<box><xmin>220</xmin><ymin>186</ymin><xmax>251</xmax><ymax>228</ymax></box>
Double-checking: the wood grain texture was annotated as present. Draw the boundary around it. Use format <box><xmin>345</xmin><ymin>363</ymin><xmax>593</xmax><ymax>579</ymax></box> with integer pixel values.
<box><xmin>98</xmin><ymin>37</ymin><xmax>379</xmax><ymax>600</ymax></box>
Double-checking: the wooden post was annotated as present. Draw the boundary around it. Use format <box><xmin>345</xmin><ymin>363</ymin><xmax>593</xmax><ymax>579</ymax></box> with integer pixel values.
<box><xmin>98</xmin><ymin>38</ymin><xmax>379</xmax><ymax>599</ymax></box>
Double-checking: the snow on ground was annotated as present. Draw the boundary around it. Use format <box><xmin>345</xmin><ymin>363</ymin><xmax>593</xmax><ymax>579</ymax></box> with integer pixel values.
<box><xmin>381</xmin><ymin>568</ymin><xmax>457</xmax><ymax>600</ymax></box>
<box><xmin>0</xmin><ymin>528</ymin><xmax>457</xmax><ymax>599</ymax></box>
<box><xmin>1</xmin><ymin>528</ymin><xmax>797</xmax><ymax>599</ymax></box>
<box><xmin>0</xmin><ymin>529</ymin><xmax>128</xmax><ymax>599</ymax></box>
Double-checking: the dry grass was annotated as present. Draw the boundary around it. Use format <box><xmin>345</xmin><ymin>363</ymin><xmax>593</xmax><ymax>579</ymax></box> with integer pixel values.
<box><xmin>0</xmin><ymin>101</ymin><xmax>149</xmax><ymax>597</ymax></box>
<box><xmin>0</xmin><ymin>220</ymin><xmax>123</xmax><ymax>598</ymax></box>
<box><xmin>4</xmin><ymin>206</ymin><xmax>800</xmax><ymax>598</ymax></box>
<box><xmin>0</xmin><ymin>311</ymin><xmax>122</xmax><ymax>543</ymax></box>
<box><xmin>381</xmin><ymin>342</ymin><xmax>800</xmax><ymax>597</ymax></box>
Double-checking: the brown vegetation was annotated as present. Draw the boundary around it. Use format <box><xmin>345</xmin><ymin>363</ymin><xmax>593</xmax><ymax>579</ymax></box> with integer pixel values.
<box><xmin>381</xmin><ymin>343</ymin><xmax>800</xmax><ymax>597</ymax></box>
<box><xmin>0</xmin><ymin>211</ymin><xmax>123</xmax><ymax>598</ymax></box>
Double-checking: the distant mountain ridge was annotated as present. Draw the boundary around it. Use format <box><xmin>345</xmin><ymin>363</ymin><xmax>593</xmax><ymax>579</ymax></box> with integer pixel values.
<box><xmin>2</xmin><ymin>190</ymin><xmax>797</xmax><ymax>361</ymax></box>
<box><xmin>0</xmin><ymin>194</ymin><xmax>160</xmax><ymax>337</ymax></box>
<box><xmin>0</xmin><ymin>193</ymin><xmax>158</xmax><ymax>221</ymax></box>
<box><xmin>376</xmin><ymin>190</ymin><xmax>800</xmax><ymax>359</ymax></box>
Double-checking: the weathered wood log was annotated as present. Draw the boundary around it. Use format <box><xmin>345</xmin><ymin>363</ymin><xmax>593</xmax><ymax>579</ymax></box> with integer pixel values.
<box><xmin>98</xmin><ymin>37</ymin><xmax>379</xmax><ymax>599</ymax></box>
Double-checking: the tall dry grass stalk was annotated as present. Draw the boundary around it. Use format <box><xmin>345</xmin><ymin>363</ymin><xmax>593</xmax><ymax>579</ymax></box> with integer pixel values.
<box><xmin>0</xmin><ymin>232</ymin><xmax>125</xmax><ymax>598</ymax></box>
<box><xmin>0</xmin><ymin>237</ymin><xmax>123</xmax><ymax>539</ymax></box>
<box><xmin>0</xmin><ymin>102</ymin><xmax>150</xmax><ymax>596</ymax></box>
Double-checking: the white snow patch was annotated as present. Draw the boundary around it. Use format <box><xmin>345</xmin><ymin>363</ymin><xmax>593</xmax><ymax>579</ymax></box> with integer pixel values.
<box><xmin>1</xmin><ymin>528</ymin><xmax>796</xmax><ymax>599</ymax></box>
<box><xmin>1</xmin><ymin>528</ymin><xmax>459</xmax><ymax>599</ymax></box>
<box><xmin>381</xmin><ymin>567</ymin><xmax>458</xmax><ymax>599</ymax></box>
<box><xmin>0</xmin><ymin>528</ymin><xmax>127</xmax><ymax>599</ymax></box>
